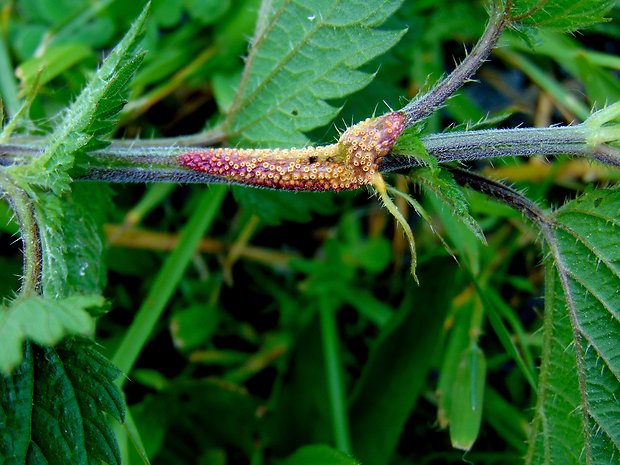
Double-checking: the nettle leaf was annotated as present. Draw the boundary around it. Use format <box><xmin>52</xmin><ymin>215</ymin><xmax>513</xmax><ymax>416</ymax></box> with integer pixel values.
<box><xmin>225</xmin><ymin>0</ymin><xmax>405</xmax><ymax>147</ymax></box>
<box><xmin>0</xmin><ymin>11</ymin><xmax>142</xmax><ymax>460</ymax></box>
<box><xmin>527</xmin><ymin>189</ymin><xmax>620</xmax><ymax>465</ymax></box>
<box><xmin>512</xmin><ymin>0</ymin><xmax>615</xmax><ymax>32</ymax></box>
<box><xmin>0</xmin><ymin>295</ymin><xmax>104</xmax><ymax>375</ymax></box>
<box><xmin>0</xmin><ymin>339</ymin><xmax>125</xmax><ymax>465</ymax></box>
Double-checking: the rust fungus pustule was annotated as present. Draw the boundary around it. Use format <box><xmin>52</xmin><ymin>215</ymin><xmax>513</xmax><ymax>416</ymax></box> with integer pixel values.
<box><xmin>177</xmin><ymin>111</ymin><xmax>406</xmax><ymax>191</ymax></box>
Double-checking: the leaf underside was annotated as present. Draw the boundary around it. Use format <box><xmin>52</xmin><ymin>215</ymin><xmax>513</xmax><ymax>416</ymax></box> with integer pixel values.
<box><xmin>528</xmin><ymin>188</ymin><xmax>620</xmax><ymax>465</ymax></box>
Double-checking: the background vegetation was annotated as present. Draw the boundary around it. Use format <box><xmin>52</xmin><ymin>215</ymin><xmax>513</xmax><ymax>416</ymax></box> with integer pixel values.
<box><xmin>0</xmin><ymin>0</ymin><xmax>619</xmax><ymax>464</ymax></box>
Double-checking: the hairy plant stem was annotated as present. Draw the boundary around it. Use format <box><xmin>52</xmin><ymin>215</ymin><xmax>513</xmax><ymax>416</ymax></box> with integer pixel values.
<box><xmin>447</xmin><ymin>167</ymin><xmax>547</xmax><ymax>225</ymax></box>
<box><xmin>382</xmin><ymin>125</ymin><xmax>597</xmax><ymax>172</ymax></box>
<box><xmin>0</xmin><ymin>176</ymin><xmax>41</xmax><ymax>295</ymax></box>
<box><xmin>400</xmin><ymin>0</ymin><xmax>513</xmax><ymax>126</ymax></box>
<box><xmin>0</xmin><ymin>124</ymin><xmax>609</xmax><ymax>183</ymax></box>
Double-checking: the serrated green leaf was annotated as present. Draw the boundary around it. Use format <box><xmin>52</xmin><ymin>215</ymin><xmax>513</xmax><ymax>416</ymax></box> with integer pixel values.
<box><xmin>0</xmin><ymin>340</ymin><xmax>125</xmax><ymax>465</ymax></box>
<box><xmin>528</xmin><ymin>188</ymin><xmax>620</xmax><ymax>464</ymax></box>
<box><xmin>55</xmin><ymin>340</ymin><xmax>125</xmax><ymax>464</ymax></box>
<box><xmin>0</xmin><ymin>342</ymin><xmax>34</xmax><ymax>463</ymax></box>
<box><xmin>225</xmin><ymin>0</ymin><xmax>405</xmax><ymax>147</ymax></box>
<box><xmin>512</xmin><ymin>0</ymin><xmax>614</xmax><ymax>32</ymax></box>
<box><xmin>32</xmin><ymin>186</ymin><xmax>111</xmax><ymax>298</ymax></box>
<box><xmin>0</xmin><ymin>295</ymin><xmax>104</xmax><ymax>374</ymax></box>
<box><xmin>281</xmin><ymin>445</ymin><xmax>360</xmax><ymax>465</ymax></box>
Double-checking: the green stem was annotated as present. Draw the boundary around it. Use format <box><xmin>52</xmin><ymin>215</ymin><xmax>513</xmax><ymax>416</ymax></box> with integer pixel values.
<box><xmin>400</xmin><ymin>0</ymin><xmax>512</xmax><ymax>125</ymax></box>
<box><xmin>112</xmin><ymin>185</ymin><xmax>227</xmax><ymax>380</ymax></box>
<box><xmin>108</xmin><ymin>127</ymin><xmax>226</xmax><ymax>148</ymax></box>
<box><xmin>318</xmin><ymin>294</ymin><xmax>352</xmax><ymax>454</ymax></box>
<box><xmin>0</xmin><ymin>123</ymin><xmax>615</xmax><ymax>183</ymax></box>
<box><xmin>123</xmin><ymin>184</ymin><xmax>176</xmax><ymax>226</ymax></box>
<box><xmin>495</xmin><ymin>48</ymin><xmax>591</xmax><ymax>121</ymax></box>
<box><xmin>448</xmin><ymin>167</ymin><xmax>547</xmax><ymax>225</ymax></box>
<box><xmin>383</xmin><ymin>124</ymin><xmax>602</xmax><ymax>171</ymax></box>
<box><xmin>37</xmin><ymin>0</ymin><xmax>116</xmax><ymax>52</ymax></box>
<box><xmin>0</xmin><ymin>31</ymin><xmax>20</xmax><ymax>118</ymax></box>
<box><xmin>0</xmin><ymin>176</ymin><xmax>41</xmax><ymax>295</ymax></box>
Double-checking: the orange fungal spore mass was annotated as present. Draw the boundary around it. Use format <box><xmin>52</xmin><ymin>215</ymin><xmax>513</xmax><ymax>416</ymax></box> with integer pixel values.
<box><xmin>178</xmin><ymin>111</ymin><xmax>405</xmax><ymax>191</ymax></box>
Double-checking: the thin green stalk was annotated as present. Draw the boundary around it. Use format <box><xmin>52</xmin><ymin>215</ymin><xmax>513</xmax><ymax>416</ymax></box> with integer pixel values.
<box><xmin>476</xmin><ymin>283</ymin><xmax>537</xmax><ymax>390</ymax></box>
<box><xmin>401</xmin><ymin>0</ymin><xmax>512</xmax><ymax>125</ymax></box>
<box><xmin>121</xmin><ymin>45</ymin><xmax>218</xmax><ymax>121</ymax></box>
<box><xmin>123</xmin><ymin>184</ymin><xmax>176</xmax><ymax>226</ymax></box>
<box><xmin>112</xmin><ymin>185</ymin><xmax>228</xmax><ymax>381</ymax></box>
<box><xmin>37</xmin><ymin>0</ymin><xmax>117</xmax><ymax>52</ymax></box>
<box><xmin>1</xmin><ymin>121</ymin><xmax>613</xmax><ymax>181</ymax></box>
<box><xmin>318</xmin><ymin>294</ymin><xmax>352</xmax><ymax>454</ymax></box>
<box><xmin>485</xmin><ymin>289</ymin><xmax>537</xmax><ymax>389</ymax></box>
<box><xmin>0</xmin><ymin>176</ymin><xmax>41</xmax><ymax>295</ymax></box>
<box><xmin>496</xmin><ymin>48</ymin><xmax>591</xmax><ymax>121</ymax></box>
<box><xmin>0</xmin><ymin>32</ymin><xmax>20</xmax><ymax>117</ymax></box>
<box><xmin>383</xmin><ymin>124</ymin><xmax>593</xmax><ymax>172</ymax></box>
